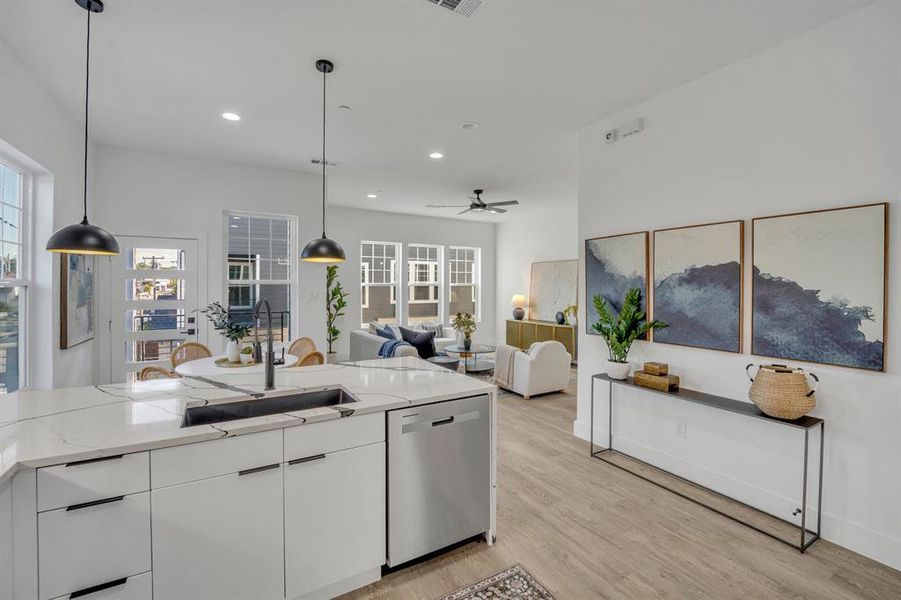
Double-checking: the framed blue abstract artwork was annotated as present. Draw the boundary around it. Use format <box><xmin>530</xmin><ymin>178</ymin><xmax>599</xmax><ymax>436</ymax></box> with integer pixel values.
<box><xmin>752</xmin><ymin>203</ymin><xmax>887</xmax><ymax>372</ymax></box>
<box><xmin>584</xmin><ymin>231</ymin><xmax>649</xmax><ymax>336</ymax></box>
<box><xmin>653</xmin><ymin>220</ymin><xmax>744</xmax><ymax>352</ymax></box>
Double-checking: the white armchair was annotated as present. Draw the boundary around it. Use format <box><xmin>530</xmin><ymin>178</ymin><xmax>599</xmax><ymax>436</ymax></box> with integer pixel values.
<box><xmin>497</xmin><ymin>341</ymin><xmax>572</xmax><ymax>399</ymax></box>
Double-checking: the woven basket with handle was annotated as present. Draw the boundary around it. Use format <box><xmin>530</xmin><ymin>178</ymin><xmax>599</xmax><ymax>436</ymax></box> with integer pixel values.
<box><xmin>746</xmin><ymin>363</ymin><xmax>818</xmax><ymax>420</ymax></box>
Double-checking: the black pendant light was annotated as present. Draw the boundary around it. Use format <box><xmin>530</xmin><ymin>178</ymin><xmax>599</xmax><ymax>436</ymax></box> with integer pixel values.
<box><xmin>301</xmin><ymin>59</ymin><xmax>346</xmax><ymax>263</ymax></box>
<box><xmin>47</xmin><ymin>0</ymin><xmax>120</xmax><ymax>256</ymax></box>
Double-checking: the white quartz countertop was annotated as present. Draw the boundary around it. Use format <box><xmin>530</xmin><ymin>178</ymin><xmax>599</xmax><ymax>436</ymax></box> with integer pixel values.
<box><xmin>0</xmin><ymin>357</ymin><xmax>495</xmax><ymax>486</ymax></box>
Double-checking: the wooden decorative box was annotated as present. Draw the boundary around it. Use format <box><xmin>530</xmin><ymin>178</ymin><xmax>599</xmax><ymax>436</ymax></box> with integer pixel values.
<box><xmin>634</xmin><ymin>370</ymin><xmax>680</xmax><ymax>392</ymax></box>
<box><xmin>643</xmin><ymin>362</ymin><xmax>669</xmax><ymax>376</ymax></box>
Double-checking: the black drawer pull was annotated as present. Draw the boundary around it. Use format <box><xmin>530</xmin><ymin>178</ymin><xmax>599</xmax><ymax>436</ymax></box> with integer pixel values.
<box><xmin>432</xmin><ymin>416</ymin><xmax>455</xmax><ymax>427</ymax></box>
<box><xmin>238</xmin><ymin>463</ymin><xmax>280</xmax><ymax>476</ymax></box>
<box><xmin>69</xmin><ymin>577</ymin><xmax>127</xmax><ymax>598</ymax></box>
<box><xmin>65</xmin><ymin>455</ymin><xmax>123</xmax><ymax>467</ymax></box>
<box><xmin>66</xmin><ymin>496</ymin><xmax>124</xmax><ymax>512</ymax></box>
<box><xmin>288</xmin><ymin>453</ymin><xmax>326</xmax><ymax>466</ymax></box>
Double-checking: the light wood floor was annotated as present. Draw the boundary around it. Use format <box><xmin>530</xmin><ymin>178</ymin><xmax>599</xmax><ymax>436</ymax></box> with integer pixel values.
<box><xmin>341</xmin><ymin>382</ymin><xmax>901</xmax><ymax>600</ymax></box>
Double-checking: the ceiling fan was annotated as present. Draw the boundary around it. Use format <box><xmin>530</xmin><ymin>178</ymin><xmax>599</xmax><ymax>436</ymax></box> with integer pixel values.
<box><xmin>427</xmin><ymin>189</ymin><xmax>519</xmax><ymax>215</ymax></box>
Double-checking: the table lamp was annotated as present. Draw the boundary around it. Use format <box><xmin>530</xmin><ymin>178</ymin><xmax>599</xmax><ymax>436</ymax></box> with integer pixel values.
<box><xmin>511</xmin><ymin>294</ymin><xmax>527</xmax><ymax>320</ymax></box>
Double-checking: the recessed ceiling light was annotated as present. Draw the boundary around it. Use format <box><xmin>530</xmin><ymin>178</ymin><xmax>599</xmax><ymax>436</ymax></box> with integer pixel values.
<box><xmin>367</xmin><ymin>193</ymin><xmax>378</xmax><ymax>199</ymax></box>
<box><xmin>429</xmin><ymin>152</ymin><xmax>444</xmax><ymax>159</ymax></box>
<box><xmin>221</xmin><ymin>112</ymin><xmax>241</xmax><ymax>121</ymax></box>
<box><xmin>461</xmin><ymin>121</ymin><xmax>479</xmax><ymax>130</ymax></box>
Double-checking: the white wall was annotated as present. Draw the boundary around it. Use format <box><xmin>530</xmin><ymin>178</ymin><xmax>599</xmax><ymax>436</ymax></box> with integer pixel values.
<box><xmin>494</xmin><ymin>201</ymin><xmax>578</xmax><ymax>344</ymax></box>
<box><xmin>576</xmin><ymin>1</ymin><xmax>900</xmax><ymax>569</ymax></box>
<box><xmin>0</xmin><ymin>40</ymin><xmax>95</xmax><ymax>389</ymax></box>
<box><xmin>329</xmin><ymin>206</ymin><xmax>496</xmax><ymax>356</ymax></box>
<box><xmin>91</xmin><ymin>145</ymin><xmax>496</xmax><ymax>371</ymax></box>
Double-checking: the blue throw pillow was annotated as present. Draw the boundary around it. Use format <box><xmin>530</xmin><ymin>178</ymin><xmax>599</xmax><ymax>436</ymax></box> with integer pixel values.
<box><xmin>375</xmin><ymin>325</ymin><xmax>396</xmax><ymax>340</ymax></box>
<box><xmin>399</xmin><ymin>326</ymin><xmax>437</xmax><ymax>359</ymax></box>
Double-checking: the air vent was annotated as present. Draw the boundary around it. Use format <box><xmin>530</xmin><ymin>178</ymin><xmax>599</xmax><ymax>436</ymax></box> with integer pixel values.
<box><xmin>423</xmin><ymin>0</ymin><xmax>483</xmax><ymax>18</ymax></box>
<box><xmin>310</xmin><ymin>158</ymin><xmax>337</xmax><ymax>167</ymax></box>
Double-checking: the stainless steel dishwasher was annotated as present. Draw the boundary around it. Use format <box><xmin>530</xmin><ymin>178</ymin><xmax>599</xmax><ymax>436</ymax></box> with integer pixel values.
<box><xmin>387</xmin><ymin>394</ymin><xmax>490</xmax><ymax>567</ymax></box>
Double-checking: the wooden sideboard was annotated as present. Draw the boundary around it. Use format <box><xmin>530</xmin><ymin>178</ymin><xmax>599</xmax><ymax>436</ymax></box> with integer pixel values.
<box><xmin>505</xmin><ymin>319</ymin><xmax>577</xmax><ymax>361</ymax></box>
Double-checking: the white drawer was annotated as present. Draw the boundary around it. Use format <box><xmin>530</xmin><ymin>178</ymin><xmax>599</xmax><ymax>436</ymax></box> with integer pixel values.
<box><xmin>50</xmin><ymin>572</ymin><xmax>152</xmax><ymax>600</ymax></box>
<box><xmin>151</xmin><ymin>429</ymin><xmax>282</xmax><ymax>488</ymax></box>
<box><xmin>37</xmin><ymin>453</ymin><xmax>149</xmax><ymax>512</ymax></box>
<box><xmin>284</xmin><ymin>412</ymin><xmax>384</xmax><ymax>462</ymax></box>
<box><xmin>38</xmin><ymin>492</ymin><xmax>151</xmax><ymax>600</ymax></box>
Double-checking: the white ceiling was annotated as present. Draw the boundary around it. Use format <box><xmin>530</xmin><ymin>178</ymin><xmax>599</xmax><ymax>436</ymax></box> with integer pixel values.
<box><xmin>0</xmin><ymin>0</ymin><xmax>868</xmax><ymax>221</ymax></box>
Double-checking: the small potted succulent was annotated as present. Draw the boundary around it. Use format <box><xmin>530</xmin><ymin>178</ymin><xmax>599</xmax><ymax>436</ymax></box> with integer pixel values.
<box><xmin>200</xmin><ymin>302</ymin><xmax>251</xmax><ymax>363</ymax></box>
<box><xmin>452</xmin><ymin>312</ymin><xmax>477</xmax><ymax>351</ymax></box>
<box><xmin>592</xmin><ymin>288</ymin><xmax>666</xmax><ymax>380</ymax></box>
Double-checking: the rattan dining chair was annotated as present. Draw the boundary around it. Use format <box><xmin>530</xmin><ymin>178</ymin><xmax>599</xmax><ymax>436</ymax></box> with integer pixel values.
<box><xmin>170</xmin><ymin>342</ymin><xmax>213</xmax><ymax>368</ymax></box>
<box><xmin>294</xmin><ymin>351</ymin><xmax>325</xmax><ymax>367</ymax></box>
<box><xmin>287</xmin><ymin>337</ymin><xmax>317</xmax><ymax>361</ymax></box>
<box><xmin>138</xmin><ymin>365</ymin><xmax>181</xmax><ymax>380</ymax></box>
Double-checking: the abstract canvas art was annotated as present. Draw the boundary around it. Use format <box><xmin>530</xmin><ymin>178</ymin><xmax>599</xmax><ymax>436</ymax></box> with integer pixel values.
<box><xmin>529</xmin><ymin>260</ymin><xmax>578</xmax><ymax>322</ymax></box>
<box><xmin>60</xmin><ymin>254</ymin><xmax>95</xmax><ymax>349</ymax></box>
<box><xmin>585</xmin><ymin>231</ymin><xmax>648</xmax><ymax>335</ymax></box>
<box><xmin>752</xmin><ymin>203</ymin><xmax>887</xmax><ymax>371</ymax></box>
<box><xmin>653</xmin><ymin>221</ymin><xmax>743</xmax><ymax>352</ymax></box>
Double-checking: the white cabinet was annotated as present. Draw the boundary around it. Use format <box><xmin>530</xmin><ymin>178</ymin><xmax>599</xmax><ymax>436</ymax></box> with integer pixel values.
<box><xmin>38</xmin><ymin>492</ymin><xmax>151</xmax><ymax>600</ymax></box>
<box><xmin>151</xmin><ymin>463</ymin><xmax>285</xmax><ymax>600</ymax></box>
<box><xmin>284</xmin><ymin>441</ymin><xmax>386</xmax><ymax>599</ymax></box>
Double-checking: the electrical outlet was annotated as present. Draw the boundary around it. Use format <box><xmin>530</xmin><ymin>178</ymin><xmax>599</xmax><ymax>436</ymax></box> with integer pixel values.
<box><xmin>675</xmin><ymin>421</ymin><xmax>687</xmax><ymax>439</ymax></box>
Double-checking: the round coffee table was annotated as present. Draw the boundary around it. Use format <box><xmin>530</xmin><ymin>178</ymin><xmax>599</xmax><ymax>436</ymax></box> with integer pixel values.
<box><xmin>427</xmin><ymin>355</ymin><xmax>460</xmax><ymax>371</ymax></box>
<box><xmin>444</xmin><ymin>345</ymin><xmax>496</xmax><ymax>374</ymax></box>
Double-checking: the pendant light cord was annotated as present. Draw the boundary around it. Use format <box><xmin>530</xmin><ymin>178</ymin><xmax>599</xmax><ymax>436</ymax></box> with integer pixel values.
<box><xmin>320</xmin><ymin>66</ymin><xmax>327</xmax><ymax>237</ymax></box>
<box><xmin>81</xmin><ymin>8</ymin><xmax>91</xmax><ymax>225</ymax></box>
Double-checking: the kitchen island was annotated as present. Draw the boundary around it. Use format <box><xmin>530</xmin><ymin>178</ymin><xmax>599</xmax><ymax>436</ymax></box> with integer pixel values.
<box><xmin>0</xmin><ymin>357</ymin><xmax>497</xmax><ymax>600</ymax></box>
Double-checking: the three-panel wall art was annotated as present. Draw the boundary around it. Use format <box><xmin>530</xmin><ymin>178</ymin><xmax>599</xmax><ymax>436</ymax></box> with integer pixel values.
<box><xmin>584</xmin><ymin>202</ymin><xmax>888</xmax><ymax>372</ymax></box>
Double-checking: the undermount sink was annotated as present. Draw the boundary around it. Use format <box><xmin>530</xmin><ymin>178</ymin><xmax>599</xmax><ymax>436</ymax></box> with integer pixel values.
<box><xmin>181</xmin><ymin>389</ymin><xmax>357</xmax><ymax>428</ymax></box>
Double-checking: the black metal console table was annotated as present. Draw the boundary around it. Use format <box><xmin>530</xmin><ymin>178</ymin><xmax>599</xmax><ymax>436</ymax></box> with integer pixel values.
<box><xmin>590</xmin><ymin>373</ymin><xmax>824</xmax><ymax>552</ymax></box>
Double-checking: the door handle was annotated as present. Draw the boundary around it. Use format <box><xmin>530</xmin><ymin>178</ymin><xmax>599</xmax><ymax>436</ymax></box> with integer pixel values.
<box><xmin>66</xmin><ymin>496</ymin><xmax>125</xmax><ymax>512</ymax></box>
<box><xmin>238</xmin><ymin>463</ymin><xmax>280</xmax><ymax>477</ymax></box>
<box><xmin>432</xmin><ymin>416</ymin><xmax>455</xmax><ymax>427</ymax></box>
<box><xmin>288</xmin><ymin>453</ymin><xmax>326</xmax><ymax>466</ymax></box>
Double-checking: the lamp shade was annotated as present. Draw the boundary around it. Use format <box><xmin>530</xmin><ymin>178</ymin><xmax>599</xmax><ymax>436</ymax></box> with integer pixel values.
<box><xmin>46</xmin><ymin>220</ymin><xmax>120</xmax><ymax>255</ymax></box>
<box><xmin>301</xmin><ymin>236</ymin><xmax>346</xmax><ymax>263</ymax></box>
<box><xmin>511</xmin><ymin>294</ymin><xmax>527</xmax><ymax>308</ymax></box>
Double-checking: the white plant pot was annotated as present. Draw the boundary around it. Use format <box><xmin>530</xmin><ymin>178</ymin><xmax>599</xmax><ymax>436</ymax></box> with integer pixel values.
<box><xmin>225</xmin><ymin>340</ymin><xmax>241</xmax><ymax>363</ymax></box>
<box><xmin>326</xmin><ymin>352</ymin><xmax>339</xmax><ymax>364</ymax></box>
<box><xmin>605</xmin><ymin>359</ymin><xmax>631</xmax><ymax>380</ymax></box>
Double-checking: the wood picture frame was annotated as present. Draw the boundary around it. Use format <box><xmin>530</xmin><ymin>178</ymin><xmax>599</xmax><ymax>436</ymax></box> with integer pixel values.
<box><xmin>584</xmin><ymin>231</ymin><xmax>650</xmax><ymax>336</ymax></box>
<box><xmin>60</xmin><ymin>254</ymin><xmax>95</xmax><ymax>349</ymax></box>
<box><xmin>751</xmin><ymin>202</ymin><xmax>888</xmax><ymax>372</ymax></box>
<box><xmin>652</xmin><ymin>220</ymin><xmax>744</xmax><ymax>353</ymax></box>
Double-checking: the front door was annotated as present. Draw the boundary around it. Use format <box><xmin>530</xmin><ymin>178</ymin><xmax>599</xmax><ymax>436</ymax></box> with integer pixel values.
<box><xmin>106</xmin><ymin>236</ymin><xmax>200</xmax><ymax>383</ymax></box>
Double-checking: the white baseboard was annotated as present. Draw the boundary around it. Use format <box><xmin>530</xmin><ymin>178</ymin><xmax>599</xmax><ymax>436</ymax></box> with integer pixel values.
<box><xmin>572</xmin><ymin>419</ymin><xmax>901</xmax><ymax>571</ymax></box>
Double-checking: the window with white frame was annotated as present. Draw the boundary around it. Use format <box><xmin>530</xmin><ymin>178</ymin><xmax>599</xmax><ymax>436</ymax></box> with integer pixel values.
<box><xmin>448</xmin><ymin>246</ymin><xmax>479</xmax><ymax>320</ymax></box>
<box><xmin>0</xmin><ymin>160</ymin><xmax>29</xmax><ymax>393</ymax></box>
<box><xmin>407</xmin><ymin>244</ymin><xmax>441</xmax><ymax>323</ymax></box>
<box><xmin>225</xmin><ymin>212</ymin><xmax>295</xmax><ymax>342</ymax></box>
<box><xmin>360</xmin><ymin>241</ymin><xmax>399</xmax><ymax>326</ymax></box>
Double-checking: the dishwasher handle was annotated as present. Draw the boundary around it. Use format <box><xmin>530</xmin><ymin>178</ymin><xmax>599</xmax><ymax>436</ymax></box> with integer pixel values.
<box><xmin>400</xmin><ymin>410</ymin><xmax>480</xmax><ymax>434</ymax></box>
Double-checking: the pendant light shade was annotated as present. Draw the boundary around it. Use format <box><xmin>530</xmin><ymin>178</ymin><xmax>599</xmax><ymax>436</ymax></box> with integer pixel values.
<box><xmin>47</xmin><ymin>0</ymin><xmax>119</xmax><ymax>256</ymax></box>
<box><xmin>301</xmin><ymin>59</ymin><xmax>345</xmax><ymax>263</ymax></box>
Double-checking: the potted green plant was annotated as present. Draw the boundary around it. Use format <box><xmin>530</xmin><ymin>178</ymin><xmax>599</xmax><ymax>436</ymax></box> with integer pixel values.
<box><xmin>451</xmin><ymin>312</ymin><xmax>477</xmax><ymax>351</ymax></box>
<box><xmin>592</xmin><ymin>288</ymin><xmax>666</xmax><ymax>380</ymax></box>
<box><xmin>326</xmin><ymin>265</ymin><xmax>349</xmax><ymax>363</ymax></box>
<box><xmin>563</xmin><ymin>304</ymin><xmax>578</xmax><ymax>326</ymax></box>
<box><xmin>199</xmin><ymin>301</ymin><xmax>251</xmax><ymax>363</ymax></box>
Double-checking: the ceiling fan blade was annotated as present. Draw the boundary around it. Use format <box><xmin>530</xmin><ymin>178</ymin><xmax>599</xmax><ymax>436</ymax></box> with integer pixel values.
<box><xmin>485</xmin><ymin>200</ymin><xmax>519</xmax><ymax>207</ymax></box>
<box><xmin>427</xmin><ymin>204</ymin><xmax>470</xmax><ymax>208</ymax></box>
<box><xmin>488</xmin><ymin>208</ymin><xmax>507</xmax><ymax>214</ymax></box>
<box><xmin>457</xmin><ymin>208</ymin><xmax>473</xmax><ymax>215</ymax></box>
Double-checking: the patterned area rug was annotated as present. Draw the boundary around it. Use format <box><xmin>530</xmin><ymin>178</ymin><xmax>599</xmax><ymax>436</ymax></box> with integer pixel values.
<box><xmin>436</xmin><ymin>565</ymin><xmax>555</xmax><ymax>599</ymax></box>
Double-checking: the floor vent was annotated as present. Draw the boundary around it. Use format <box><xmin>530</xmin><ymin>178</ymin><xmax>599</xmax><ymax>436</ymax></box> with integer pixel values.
<box><xmin>423</xmin><ymin>0</ymin><xmax>483</xmax><ymax>18</ymax></box>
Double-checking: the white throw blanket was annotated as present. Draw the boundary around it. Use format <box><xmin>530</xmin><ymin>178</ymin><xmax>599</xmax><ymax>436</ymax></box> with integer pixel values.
<box><xmin>494</xmin><ymin>345</ymin><xmax>518</xmax><ymax>389</ymax></box>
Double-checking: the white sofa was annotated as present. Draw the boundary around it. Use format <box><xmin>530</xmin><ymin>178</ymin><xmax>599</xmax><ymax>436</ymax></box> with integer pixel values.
<box><xmin>349</xmin><ymin>322</ymin><xmax>456</xmax><ymax>361</ymax></box>
<box><xmin>496</xmin><ymin>341</ymin><xmax>572</xmax><ymax>399</ymax></box>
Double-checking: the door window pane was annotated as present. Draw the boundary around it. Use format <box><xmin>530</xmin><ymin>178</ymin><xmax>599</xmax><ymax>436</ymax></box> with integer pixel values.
<box><xmin>126</xmin><ymin>308</ymin><xmax>186</xmax><ymax>332</ymax></box>
<box><xmin>130</xmin><ymin>248</ymin><xmax>185</xmax><ymax>271</ymax></box>
<box><xmin>128</xmin><ymin>279</ymin><xmax>185</xmax><ymax>301</ymax></box>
